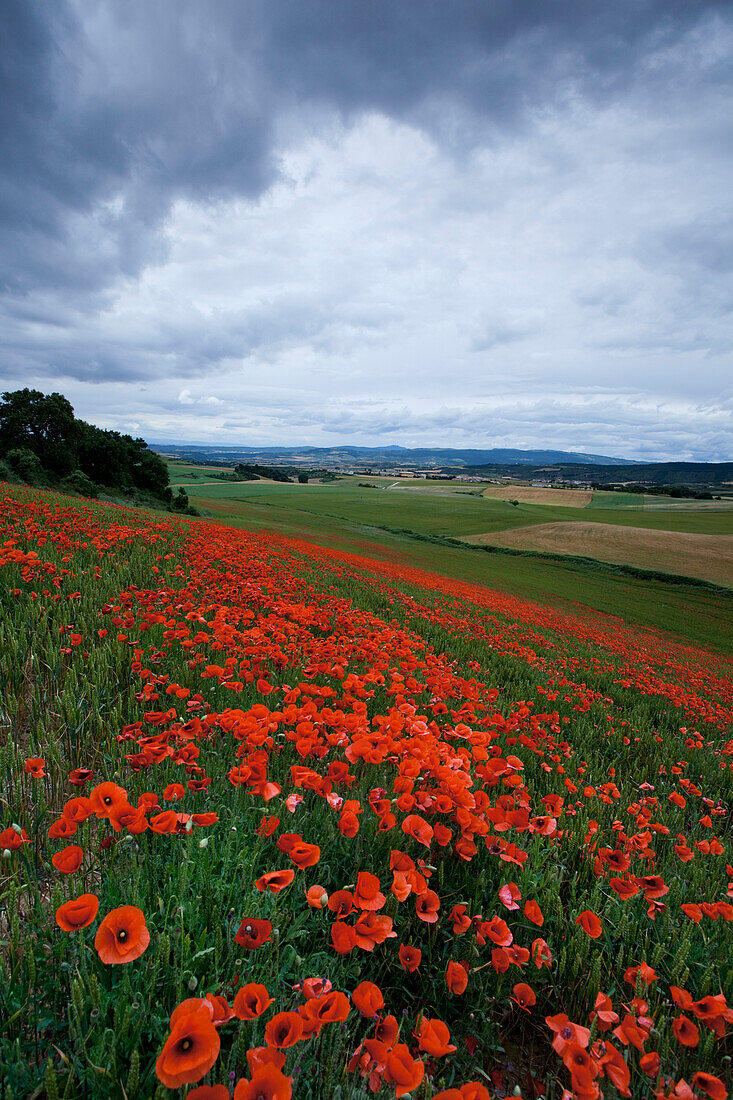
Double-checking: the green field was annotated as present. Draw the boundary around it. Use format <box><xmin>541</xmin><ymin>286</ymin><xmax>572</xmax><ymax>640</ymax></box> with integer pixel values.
<box><xmin>159</xmin><ymin>468</ymin><xmax>733</xmax><ymax>654</ymax></box>
<box><xmin>586</xmin><ymin>490</ymin><xmax>644</xmax><ymax>508</ymax></box>
<box><xmin>169</xmin><ymin>467</ymin><xmax>733</xmax><ymax>537</ymax></box>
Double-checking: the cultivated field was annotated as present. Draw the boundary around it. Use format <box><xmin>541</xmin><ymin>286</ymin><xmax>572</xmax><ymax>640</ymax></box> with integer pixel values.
<box><xmin>481</xmin><ymin>486</ymin><xmax>594</xmax><ymax>507</ymax></box>
<box><xmin>462</xmin><ymin>523</ymin><xmax>733</xmax><ymax>589</ymax></box>
<box><xmin>1</xmin><ymin>484</ymin><xmax>732</xmax><ymax>1100</ymax></box>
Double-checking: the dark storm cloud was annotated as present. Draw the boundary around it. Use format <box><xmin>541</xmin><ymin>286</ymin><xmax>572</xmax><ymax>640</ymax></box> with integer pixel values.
<box><xmin>1</xmin><ymin>0</ymin><xmax>732</xmax><ymax>458</ymax></box>
<box><xmin>2</xmin><ymin>0</ymin><xmax>727</xmax><ymax>303</ymax></box>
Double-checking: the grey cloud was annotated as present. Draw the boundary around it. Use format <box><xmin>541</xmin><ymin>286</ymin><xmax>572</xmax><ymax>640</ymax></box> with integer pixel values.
<box><xmin>3</xmin><ymin>1</ymin><xmax>729</xmax><ymax>304</ymax></box>
<box><xmin>2</xmin><ymin>1</ymin><xmax>732</xmax><ymax>459</ymax></box>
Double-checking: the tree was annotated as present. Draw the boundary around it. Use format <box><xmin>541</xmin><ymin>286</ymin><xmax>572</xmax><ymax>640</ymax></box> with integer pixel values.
<box><xmin>0</xmin><ymin>389</ymin><xmax>77</xmax><ymax>476</ymax></box>
<box><xmin>60</xmin><ymin>470</ymin><xmax>97</xmax><ymax>498</ymax></box>
<box><xmin>6</xmin><ymin>447</ymin><xmax>46</xmax><ymax>485</ymax></box>
<box><xmin>0</xmin><ymin>388</ymin><xmax>170</xmax><ymax>502</ymax></box>
<box><xmin>297</xmin><ymin>473</ymin><xmax>308</xmax><ymax>483</ymax></box>
<box><xmin>171</xmin><ymin>488</ymin><xmax>190</xmax><ymax>512</ymax></box>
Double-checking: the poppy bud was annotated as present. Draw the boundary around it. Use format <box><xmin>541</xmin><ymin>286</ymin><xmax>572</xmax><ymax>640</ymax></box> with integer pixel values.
<box><xmin>188</xmin><ymin>975</ymin><xmax>198</xmax><ymax>991</ymax></box>
<box><xmin>185</xmin><ymin>819</ymin><xmax>193</xmax><ymax>833</ymax></box>
<box><xmin>12</xmin><ymin>823</ymin><xmax>22</xmax><ymax>835</ymax></box>
<box><xmin>2</xmin><ymin>850</ymin><xmax>11</xmax><ymax>861</ymax></box>
<box><xmin>198</xmin><ymin>838</ymin><xmax>208</xmax><ymax>849</ymax></box>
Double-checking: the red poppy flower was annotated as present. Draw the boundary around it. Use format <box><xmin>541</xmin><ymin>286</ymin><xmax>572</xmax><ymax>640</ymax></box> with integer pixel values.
<box><xmin>575</xmin><ymin>910</ymin><xmax>602</xmax><ymax>938</ymax></box>
<box><xmin>670</xmin><ymin>986</ymin><xmax>694</xmax><ymax>1010</ymax></box>
<box><xmin>511</xmin><ymin>983</ymin><xmax>536</xmax><ymax>1011</ymax></box>
<box><xmin>639</xmin><ymin>1052</ymin><xmax>661</xmax><ymax>1076</ymax></box>
<box><xmin>690</xmin><ymin>994</ymin><xmax>727</xmax><ymax>1022</ymax></box>
<box><xmin>449</xmin><ymin>904</ymin><xmax>472</xmax><ymax>934</ymax></box>
<box><xmin>264</xmin><ymin>1011</ymin><xmax>303</xmax><ymax>1048</ymax></box>
<box><xmin>401</xmin><ymin>814</ymin><xmax>434</xmax><ymax>848</ymax></box>
<box><xmin>331</xmin><ymin>922</ymin><xmax>357</xmax><ymax>954</ymax></box>
<box><xmin>94</xmin><ymin>906</ymin><xmax>150</xmax><ymax>964</ymax></box>
<box><xmin>481</xmin><ymin>915</ymin><xmax>512</xmax><ymax>946</ymax></box>
<box><xmin>623</xmin><ymin>962</ymin><xmax>657</xmax><ymax>986</ymax></box>
<box><xmin>672</xmin><ymin>1015</ymin><xmax>699</xmax><ymax>1047</ymax></box>
<box><xmin>192</xmin><ymin>812</ymin><xmax>218</xmax><ymax>827</ymax></box>
<box><xmin>306</xmin><ymin>884</ymin><xmax>328</xmax><ymax>908</ymax></box>
<box><xmin>353</xmin><ymin>911</ymin><xmax>396</xmax><ymax>950</ymax></box>
<box><xmin>384</xmin><ymin>1043</ymin><xmax>425</xmax><ymax>1098</ymax></box>
<box><xmin>531</xmin><ymin>938</ymin><xmax>553</xmax><ymax>968</ymax></box>
<box><xmin>246</xmin><ymin>1047</ymin><xmax>286</xmax><ymax>1074</ymax></box>
<box><xmin>68</xmin><ymin>768</ymin><xmax>93</xmax><ymax>786</ymax></box>
<box><xmin>233</xmin><ymin>1064</ymin><xmax>292</xmax><ymax>1100</ymax></box>
<box><xmin>48</xmin><ymin>817</ymin><xmax>78</xmax><ymax>840</ymax></box>
<box><xmin>546</xmin><ymin>1014</ymin><xmax>591</xmax><ymax>1056</ymax></box>
<box><xmin>63</xmin><ymin>796</ymin><xmax>94</xmax><ymax>823</ymax></box>
<box><xmin>108</xmin><ymin>802</ymin><xmax>149</xmax><ymax>834</ymax></box>
<box><xmin>416</xmin><ymin>1017</ymin><xmax>456</xmax><ymax>1056</ymax></box>
<box><xmin>255</xmin><ymin>870</ymin><xmax>295</xmax><ymax>894</ymax></box>
<box><xmin>24</xmin><ymin>757</ymin><xmax>46</xmax><ymax>778</ymax></box>
<box><xmin>156</xmin><ymin>1001</ymin><xmax>221</xmax><ymax>1088</ymax></box>
<box><xmin>52</xmin><ymin>845</ymin><xmax>83</xmax><ymax>874</ymax></box>
<box><xmin>524</xmin><ymin>899</ymin><xmax>544</xmax><ymax>926</ymax></box>
<box><xmin>609</xmin><ymin>878</ymin><xmax>639</xmax><ymax>900</ymax></box>
<box><xmin>613</xmin><ymin>1013</ymin><xmax>648</xmax><ymax>1051</ymax></box>
<box><xmin>0</xmin><ymin>825</ymin><xmax>29</xmax><ymax>851</ymax></box>
<box><xmin>288</xmin><ymin>841</ymin><xmax>321</xmax><ymax>868</ymax></box>
<box><xmin>55</xmin><ymin>893</ymin><xmax>99</xmax><ymax>931</ymax></box>
<box><xmin>446</xmin><ymin>960</ymin><xmax>469</xmax><ymax>995</ymax></box>
<box><xmin>312</xmin><ymin>990</ymin><xmax>350</xmax><ymax>1023</ymax></box>
<box><xmin>415</xmin><ymin>889</ymin><xmax>440</xmax><ymax>923</ymax></box>
<box><xmin>235</xmin><ymin>918</ymin><xmax>272</xmax><ymax>950</ymax></box>
<box><xmin>233</xmin><ymin>983</ymin><xmax>274</xmax><ymax>1020</ymax></box>
<box><xmin>692</xmin><ymin>1073</ymin><xmax>728</xmax><ymax>1100</ymax></box>
<box><xmin>352</xmin><ymin>981</ymin><xmax>384</xmax><ymax>1018</ymax></box>
<box><xmin>188</xmin><ymin>1086</ymin><xmax>230</xmax><ymax>1100</ymax></box>
<box><xmin>599</xmin><ymin>1040</ymin><xmax>631</xmax><ymax>1096</ymax></box>
<box><xmin>256</xmin><ymin>815</ymin><xmax>280</xmax><ymax>837</ymax></box>
<box><xmin>634</xmin><ymin>874</ymin><xmax>668</xmax><ymax>899</ymax></box>
<box><xmin>498</xmin><ymin>883</ymin><xmax>521</xmax><ymax>910</ymax></box>
<box><xmin>89</xmin><ymin>782</ymin><xmax>128</xmax><ymax>819</ymax></box>
<box><xmin>163</xmin><ymin>783</ymin><xmax>185</xmax><ymax>801</ymax></box>
<box><xmin>398</xmin><ymin>944</ymin><xmax>422</xmax><ymax>972</ymax></box>
<box><xmin>591</xmin><ymin>992</ymin><xmax>619</xmax><ymax>1031</ymax></box>
<box><xmin>354</xmin><ymin>872</ymin><xmax>386</xmax><ymax>911</ymax></box>
<box><xmin>328</xmin><ymin>890</ymin><xmax>355</xmax><ymax>919</ymax></box>
<box><xmin>562</xmin><ymin>1042</ymin><xmax>598</xmax><ymax>1083</ymax></box>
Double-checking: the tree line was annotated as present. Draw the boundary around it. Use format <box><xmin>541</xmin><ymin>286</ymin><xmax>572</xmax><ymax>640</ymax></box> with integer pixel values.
<box><xmin>0</xmin><ymin>388</ymin><xmax>190</xmax><ymax>509</ymax></box>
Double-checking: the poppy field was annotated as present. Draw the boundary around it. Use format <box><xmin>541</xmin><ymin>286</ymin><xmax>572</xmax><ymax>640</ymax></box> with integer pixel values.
<box><xmin>1</xmin><ymin>485</ymin><xmax>731</xmax><ymax>1100</ymax></box>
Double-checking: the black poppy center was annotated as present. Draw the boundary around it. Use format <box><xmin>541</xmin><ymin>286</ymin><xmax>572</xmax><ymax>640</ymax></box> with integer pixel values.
<box><xmin>117</xmin><ymin>929</ymin><xmax>128</xmax><ymax>941</ymax></box>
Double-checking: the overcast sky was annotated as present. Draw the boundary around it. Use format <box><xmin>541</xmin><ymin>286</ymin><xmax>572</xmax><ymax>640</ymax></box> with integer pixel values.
<box><xmin>2</xmin><ymin>1</ymin><xmax>732</xmax><ymax>460</ymax></box>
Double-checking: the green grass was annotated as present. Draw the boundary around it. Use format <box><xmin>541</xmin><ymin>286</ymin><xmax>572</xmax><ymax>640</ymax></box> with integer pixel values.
<box><xmin>586</xmin><ymin>490</ymin><xmax>643</xmax><ymax>509</ymax></box>
<box><xmin>182</xmin><ymin>475</ymin><xmax>733</xmax><ymax>535</ymax></box>
<box><xmin>189</xmin><ymin>494</ymin><xmax>733</xmax><ymax>654</ymax></box>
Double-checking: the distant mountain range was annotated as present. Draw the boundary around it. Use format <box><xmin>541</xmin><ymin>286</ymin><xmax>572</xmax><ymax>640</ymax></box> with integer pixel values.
<box><xmin>155</xmin><ymin>444</ymin><xmax>640</xmax><ymax>467</ymax></box>
<box><xmin>460</xmin><ymin>460</ymin><xmax>733</xmax><ymax>487</ymax></box>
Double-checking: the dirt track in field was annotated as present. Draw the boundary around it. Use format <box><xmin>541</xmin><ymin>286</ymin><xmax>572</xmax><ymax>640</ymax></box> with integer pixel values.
<box><xmin>461</xmin><ymin>522</ymin><xmax>733</xmax><ymax>587</ymax></box>
<box><xmin>481</xmin><ymin>486</ymin><xmax>593</xmax><ymax>507</ymax></box>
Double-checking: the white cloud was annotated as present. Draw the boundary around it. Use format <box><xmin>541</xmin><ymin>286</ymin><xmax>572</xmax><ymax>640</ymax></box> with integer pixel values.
<box><xmin>2</xmin><ymin>6</ymin><xmax>731</xmax><ymax>459</ymax></box>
